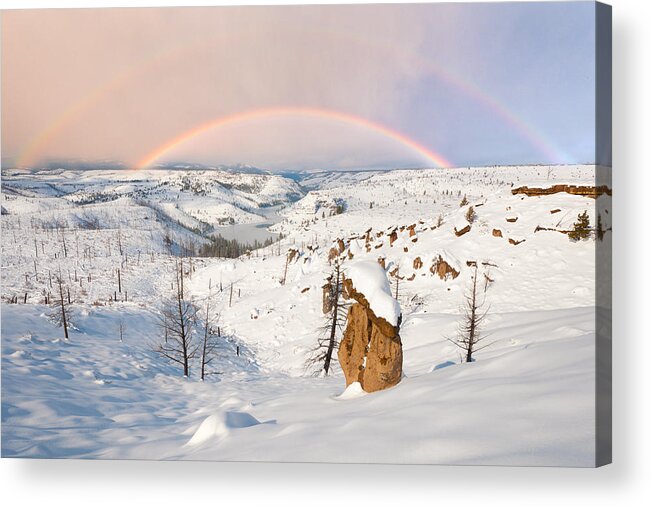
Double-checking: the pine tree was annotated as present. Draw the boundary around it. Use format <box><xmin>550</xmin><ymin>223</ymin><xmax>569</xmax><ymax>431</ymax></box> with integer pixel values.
<box><xmin>568</xmin><ymin>210</ymin><xmax>591</xmax><ymax>240</ymax></box>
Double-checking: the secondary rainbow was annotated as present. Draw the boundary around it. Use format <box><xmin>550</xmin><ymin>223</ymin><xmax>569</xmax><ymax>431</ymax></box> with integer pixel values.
<box><xmin>135</xmin><ymin>107</ymin><xmax>453</xmax><ymax>171</ymax></box>
<box><xmin>17</xmin><ymin>29</ymin><xmax>567</xmax><ymax>167</ymax></box>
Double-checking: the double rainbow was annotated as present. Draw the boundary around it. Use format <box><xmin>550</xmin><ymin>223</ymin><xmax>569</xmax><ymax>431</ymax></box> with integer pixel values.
<box><xmin>16</xmin><ymin>28</ymin><xmax>567</xmax><ymax>169</ymax></box>
<box><xmin>135</xmin><ymin>106</ymin><xmax>452</xmax><ymax>170</ymax></box>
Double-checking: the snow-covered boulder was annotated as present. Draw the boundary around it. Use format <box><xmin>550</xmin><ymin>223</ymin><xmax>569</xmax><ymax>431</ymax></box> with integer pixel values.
<box><xmin>338</xmin><ymin>261</ymin><xmax>402</xmax><ymax>393</ymax></box>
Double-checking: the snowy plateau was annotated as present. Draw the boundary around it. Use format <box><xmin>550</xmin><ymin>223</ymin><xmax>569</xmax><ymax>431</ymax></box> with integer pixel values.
<box><xmin>1</xmin><ymin>164</ymin><xmax>610</xmax><ymax>465</ymax></box>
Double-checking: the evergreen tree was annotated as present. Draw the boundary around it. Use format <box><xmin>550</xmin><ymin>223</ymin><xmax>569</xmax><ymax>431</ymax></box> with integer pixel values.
<box><xmin>568</xmin><ymin>211</ymin><xmax>591</xmax><ymax>240</ymax></box>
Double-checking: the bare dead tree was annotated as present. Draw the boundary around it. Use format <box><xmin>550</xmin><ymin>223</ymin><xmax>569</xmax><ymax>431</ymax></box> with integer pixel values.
<box><xmin>155</xmin><ymin>262</ymin><xmax>198</xmax><ymax>377</ymax></box>
<box><xmin>391</xmin><ymin>262</ymin><xmax>403</xmax><ymax>302</ymax></box>
<box><xmin>118</xmin><ymin>319</ymin><xmax>125</xmax><ymax>342</ymax></box>
<box><xmin>117</xmin><ymin>228</ymin><xmax>123</xmax><ymax>256</ymax></box>
<box><xmin>546</xmin><ymin>166</ymin><xmax>554</xmax><ymax>180</ymax></box>
<box><xmin>59</xmin><ymin>226</ymin><xmax>68</xmax><ymax>257</ymax></box>
<box><xmin>306</xmin><ymin>260</ymin><xmax>347</xmax><ymax>376</ymax></box>
<box><xmin>199</xmin><ymin>297</ymin><xmax>221</xmax><ymax>381</ymax></box>
<box><xmin>448</xmin><ymin>264</ymin><xmax>491</xmax><ymax>363</ymax></box>
<box><xmin>49</xmin><ymin>271</ymin><xmax>72</xmax><ymax>340</ymax></box>
<box><xmin>179</xmin><ymin>259</ymin><xmax>184</xmax><ymax>299</ymax></box>
<box><xmin>281</xmin><ymin>250</ymin><xmax>290</xmax><ymax>285</ymax></box>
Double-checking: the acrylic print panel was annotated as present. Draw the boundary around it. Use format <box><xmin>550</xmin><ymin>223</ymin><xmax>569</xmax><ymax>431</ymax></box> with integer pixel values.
<box><xmin>0</xmin><ymin>1</ymin><xmax>611</xmax><ymax>466</ymax></box>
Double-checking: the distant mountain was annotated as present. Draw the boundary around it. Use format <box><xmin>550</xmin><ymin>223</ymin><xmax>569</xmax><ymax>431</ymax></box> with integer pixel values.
<box><xmin>153</xmin><ymin>162</ymin><xmax>271</xmax><ymax>175</ymax></box>
<box><xmin>12</xmin><ymin>159</ymin><xmax>273</xmax><ymax>176</ymax></box>
<box><xmin>33</xmin><ymin>159</ymin><xmax>128</xmax><ymax>171</ymax></box>
<box><xmin>282</xmin><ymin>169</ymin><xmax>388</xmax><ymax>190</ymax></box>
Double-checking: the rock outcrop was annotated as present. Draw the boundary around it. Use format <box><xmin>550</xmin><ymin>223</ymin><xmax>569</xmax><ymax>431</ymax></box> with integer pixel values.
<box><xmin>337</xmin><ymin>276</ymin><xmax>402</xmax><ymax>393</ymax></box>
<box><xmin>511</xmin><ymin>184</ymin><xmax>611</xmax><ymax>198</ymax></box>
<box><xmin>328</xmin><ymin>238</ymin><xmax>346</xmax><ymax>262</ymax></box>
<box><xmin>430</xmin><ymin>255</ymin><xmax>460</xmax><ymax>280</ymax></box>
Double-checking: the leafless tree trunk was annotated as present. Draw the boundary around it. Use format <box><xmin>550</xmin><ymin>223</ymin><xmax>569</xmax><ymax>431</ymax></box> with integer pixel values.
<box><xmin>117</xmin><ymin>228</ymin><xmax>123</xmax><ymax>256</ymax></box>
<box><xmin>306</xmin><ymin>260</ymin><xmax>347</xmax><ymax>375</ymax></box>
<box><xmin>448</xmin><ymin>264</ymin><xmax>490</xmax><ymax>362</ymax></box>
<box><xmin>52</xmin><ymin>272</ymin><xmax>70</xmax><ymax>340</ymax></box>
<box><xmin>281</xmin><ymin>251</ymin><xmax>290</xmax><ymax>285</ymax></box>
<box><xmin>392</xmin><ymin>263</ymin><xmax>403</xmax><ymax>301</ymax></box>
<box><xmin>60</xmin><ymin>227</ymin><xmax>68</xmax><ymax>257</ymax></box>
<box><xmin>155</xmin><ymin>261</ymin><xmax>198</xmax><ymax>377</ymax></box>
<box><xmin>200</xmin><ymin>298</ymin><xmax>220</xmax><ymax>381</ymax></box>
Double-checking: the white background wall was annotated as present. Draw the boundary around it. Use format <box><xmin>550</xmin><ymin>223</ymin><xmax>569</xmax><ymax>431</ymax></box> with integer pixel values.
<box><xmin>1</xmin><ymin>0</ymin><xmax>648</xmax><ymax>505</ymax></box>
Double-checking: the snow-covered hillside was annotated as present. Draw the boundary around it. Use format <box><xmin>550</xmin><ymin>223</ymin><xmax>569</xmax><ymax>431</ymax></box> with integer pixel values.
<box><xmin>288</xmin><ymin>169</ymin><xmax>385</xmax><ymax>190</ymax></box>
<box><xmin>1</xmin><ymin>164</ymin><xmax>610</xmax><ymax>465</ymax></box>
<box><xmin>2</xmin><ymin>168</ymin><xmax>304</xmax><ymax>231</ymax></box>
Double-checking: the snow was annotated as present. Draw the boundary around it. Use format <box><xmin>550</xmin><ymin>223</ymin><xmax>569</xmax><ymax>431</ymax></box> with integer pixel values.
<box><xmin>1</xmin><ymin>163</ymin><xmax>610</xmax><ymax>465</ymax></box>
<box><xmin>1</xmin><ymin>303</ymin><xmax>598</xmax><ymax>464</ymax></box>
<box><xmin>335</xmin><ymin>381</ymin><xmax>367</xmax><ymax>400</ymax></box>
<box><xmin>346</xmin><ymin>261</ymin><xmax>401</xmax><ymax>326</ymax></box>
<box><xmin>186</xmin><ymin>411</ymin><xmax>264</xmax><ymax>446</ymax></box>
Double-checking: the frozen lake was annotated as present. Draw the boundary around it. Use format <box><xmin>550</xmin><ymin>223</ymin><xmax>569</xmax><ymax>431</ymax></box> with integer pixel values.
<box><xmin>210</xmin><ymin>205</ymin><xmax>282</xmax><ymax>243</ymax></box>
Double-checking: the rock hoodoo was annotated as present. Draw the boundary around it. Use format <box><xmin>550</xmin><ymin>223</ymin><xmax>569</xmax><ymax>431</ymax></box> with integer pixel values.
<box><xmin>337</xmin><ymin>261</ymin><xmax>402</xmax><ymax>393</ymax></box>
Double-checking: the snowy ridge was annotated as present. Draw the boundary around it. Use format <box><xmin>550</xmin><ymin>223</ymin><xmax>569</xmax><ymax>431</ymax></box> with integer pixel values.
<box><xmin>2</xmin><ymin>168</ymin><xmax>304</xmax><ymax>231</ymax></box>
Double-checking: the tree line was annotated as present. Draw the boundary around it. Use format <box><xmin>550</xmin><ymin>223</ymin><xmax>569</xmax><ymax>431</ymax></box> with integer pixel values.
<box><xmin>197</xmin><ymin>234</ymin><xmax>279</xmax><ymax>258</ymax></box>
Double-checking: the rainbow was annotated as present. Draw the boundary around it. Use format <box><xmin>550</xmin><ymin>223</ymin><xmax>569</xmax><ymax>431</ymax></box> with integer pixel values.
<box><xmin>135</xmin><ymin>106</ymin><xmax>453</xmax><ymax>170</ymax></box>
<box><xmin>17</xmin><ymin>28</ymin><xmax>568</xmax><ymax>168</ymax></box>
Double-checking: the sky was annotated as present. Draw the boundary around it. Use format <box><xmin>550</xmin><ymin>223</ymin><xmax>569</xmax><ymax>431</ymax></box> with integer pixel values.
<box><xmin>1</xmin><ymin>2</ymin><xmax>602</xmax><ymax>171</ymax></box>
